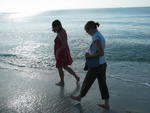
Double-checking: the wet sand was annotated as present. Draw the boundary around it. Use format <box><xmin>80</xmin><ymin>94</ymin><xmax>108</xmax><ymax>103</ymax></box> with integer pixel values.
<box><xmin>0</xmin><ymin>68</ymin><xmax>150</xmax><ymax>113</ymax></box>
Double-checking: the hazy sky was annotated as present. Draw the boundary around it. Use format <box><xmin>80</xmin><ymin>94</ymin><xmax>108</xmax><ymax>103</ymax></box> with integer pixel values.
<box><xmin>0</xmin><ymin>0</ymin><xmax>150</xmax><ymax>12</ymax></box>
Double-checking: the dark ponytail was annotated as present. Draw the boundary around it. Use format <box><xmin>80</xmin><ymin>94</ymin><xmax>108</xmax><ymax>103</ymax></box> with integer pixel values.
<box><xmin>84</xmin><ymin>21</ymin><xmax>100</xmax><ymax>30</ymax></box>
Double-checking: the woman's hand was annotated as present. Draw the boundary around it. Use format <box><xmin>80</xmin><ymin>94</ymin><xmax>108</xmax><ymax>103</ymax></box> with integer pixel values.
<box><xmin>85</xmin><ymin>52</ymin><xmax>90</xmax><ymax>58</ymax></box>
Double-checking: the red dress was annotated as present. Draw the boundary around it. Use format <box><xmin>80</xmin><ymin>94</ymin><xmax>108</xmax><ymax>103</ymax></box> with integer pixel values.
<box><xmin>54</xmin><ymin>30</ymin><xmax>73</xmax><ymax>68</ymax></box>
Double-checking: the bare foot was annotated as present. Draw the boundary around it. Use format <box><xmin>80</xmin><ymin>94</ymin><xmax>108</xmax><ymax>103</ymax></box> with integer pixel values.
<box><xmin>55</xmin><ymin>82</ymin><xmax>64</xmax><ymax>86</ymax></box>
<box><xmin>70</xmin><ymin>95</ymin><xmax>81</xmax><ymax>101</ymax></box>
<box><xmin>98</xmin><ymin>104</ymin><xmax>110</xmax><ymax>110</ymax></box>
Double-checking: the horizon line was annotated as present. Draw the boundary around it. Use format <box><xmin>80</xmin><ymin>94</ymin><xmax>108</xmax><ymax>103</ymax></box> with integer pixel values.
<box><xmin>1</xmin><ymin>6</ymin><xmax>150</xmax><ymax>13</ymax></box>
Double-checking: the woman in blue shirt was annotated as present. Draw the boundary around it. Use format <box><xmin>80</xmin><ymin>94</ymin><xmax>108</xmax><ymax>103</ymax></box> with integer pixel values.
<box><xmin>71</xmin><ymin>21</ymin><xmax>110</xmax><ymax>109</ymax></box>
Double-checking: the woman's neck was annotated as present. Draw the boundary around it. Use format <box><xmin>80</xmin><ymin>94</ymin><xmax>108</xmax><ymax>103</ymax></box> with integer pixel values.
<box><xmin>90</xmin><ymin>29</ymin><xmax>97</xmax><ymax>36</ymax></box>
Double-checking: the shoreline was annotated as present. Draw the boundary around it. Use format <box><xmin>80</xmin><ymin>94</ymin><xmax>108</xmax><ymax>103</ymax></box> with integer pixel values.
<box><xmin>0</xmin><ymin>68</ymin><xmax>150</xmax><ymax>113</ymax></box>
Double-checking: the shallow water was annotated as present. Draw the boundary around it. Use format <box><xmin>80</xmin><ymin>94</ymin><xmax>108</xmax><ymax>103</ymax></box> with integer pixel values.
<box><xmin>0</xmin><ymin>67</ymin><xmax>150</xmax><ymax>113</ymax></box>
<box><xmin>0</xmin><ymin>7</ymin><xmax>150</xmax><ymax>113</ymax></box>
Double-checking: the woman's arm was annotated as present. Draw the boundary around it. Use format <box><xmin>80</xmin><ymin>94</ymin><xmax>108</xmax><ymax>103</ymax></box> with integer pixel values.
<box><xmin>85</xmin><ymin>39</ymin><xmax>104</xmax><ymax>58</ymax></box>
<box><xmin>56</xmin><ymin>31</ymin><xmax>67</xmax><ymax>57</ymax></box>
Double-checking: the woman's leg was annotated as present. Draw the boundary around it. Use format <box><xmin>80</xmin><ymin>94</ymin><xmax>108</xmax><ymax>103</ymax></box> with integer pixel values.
<box><xmin>63</xmin><ymin>66</ymin><xmax>80</xmax><ymax>83</ymax></box>
<box><xmin>97</xmin><ymin>63</ymin><xmax>110</xmax><ymax>109</ymax></box>
<box><xmin>71</xmin><ymin>68</ymin><xmax>99</xmax><ymax>101</ymax></box>
<box><xmin>56</xmin><ymin>68</ymin><xmax>65</xmax><ymax>85</ymax></box>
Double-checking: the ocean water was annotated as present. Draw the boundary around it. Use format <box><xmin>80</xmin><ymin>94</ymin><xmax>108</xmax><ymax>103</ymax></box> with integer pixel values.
<box><xmin>0</xmin><ymin>7</ymin><xmax>150</xmax><ymax>87</ymax></box>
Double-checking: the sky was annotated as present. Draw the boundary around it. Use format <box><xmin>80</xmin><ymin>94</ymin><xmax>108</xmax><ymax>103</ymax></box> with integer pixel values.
<box><xmin>0</xmin><ymin>0</ymin><xmax>150</xmax><ymax>12</ymax></box>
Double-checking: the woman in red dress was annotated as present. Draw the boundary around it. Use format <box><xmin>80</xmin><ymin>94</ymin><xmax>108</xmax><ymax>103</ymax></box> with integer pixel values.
<box><xmin>52</xmin><ymin>20</ymin><xmax>80</xmax><ymax>86</ymax></box>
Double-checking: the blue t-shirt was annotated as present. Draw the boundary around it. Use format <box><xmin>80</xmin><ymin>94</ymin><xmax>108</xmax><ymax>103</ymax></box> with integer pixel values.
<box><xmin>89</xmin><ymin>31</ymin><xmax>106</xmax><ymax>64</ymax></box>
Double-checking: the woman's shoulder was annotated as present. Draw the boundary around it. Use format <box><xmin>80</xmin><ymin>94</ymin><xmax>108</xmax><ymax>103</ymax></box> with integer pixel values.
<box><xmin>57</xmin><ymin>29</ymin><xmax>64</xmax><ymax>36</ymax></box>
<box><xmin>57</xmin><ymin>30</ymin><xmax>67</xmax><ymax>42</ymax></box>
<box><xmin>93</xmin><ymin>35</ymin><xmax>101</xmax><ymax>41</ymax></box>
<box><xmin>94</xmin><ymin>31</ymin><xmax>104</xmax><ymax>40</ymax></box>
<box><xmin>58</xmin><ymin>29</ymin><xmax>67</xmax><ymax>36</ymax></box>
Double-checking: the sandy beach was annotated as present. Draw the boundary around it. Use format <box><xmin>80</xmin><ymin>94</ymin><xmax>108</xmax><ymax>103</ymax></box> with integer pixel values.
<box><xmin>0</xmin><ymin>67</ymin><xmax>150</xmax><ymax>113</ymax></box>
